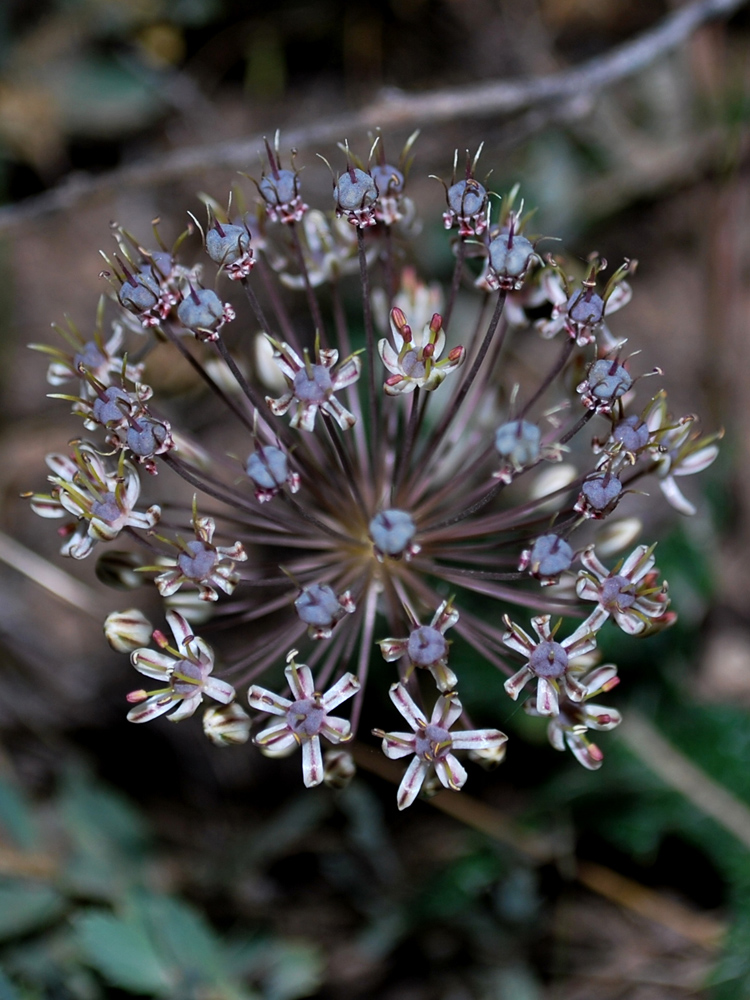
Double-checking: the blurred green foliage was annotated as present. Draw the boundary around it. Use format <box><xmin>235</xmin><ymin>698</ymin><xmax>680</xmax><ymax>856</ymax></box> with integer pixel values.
<box><xmin>0</xmin><ymin>769</ymin><xmax>323</xmax><ymax>999</ymax></box>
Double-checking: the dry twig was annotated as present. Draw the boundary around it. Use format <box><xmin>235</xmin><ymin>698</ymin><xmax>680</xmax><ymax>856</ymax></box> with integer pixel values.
<box><xmin>0</xmin><ymin>0</ymin><xmax>744</xmax><ymax>233</ymax></box>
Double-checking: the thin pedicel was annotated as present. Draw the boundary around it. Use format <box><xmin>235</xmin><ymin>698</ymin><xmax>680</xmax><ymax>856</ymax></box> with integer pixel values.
<box><xmin>29</xmin><ymin>132</ymin><xmax>721</xmax><ymax>809</ymax></box>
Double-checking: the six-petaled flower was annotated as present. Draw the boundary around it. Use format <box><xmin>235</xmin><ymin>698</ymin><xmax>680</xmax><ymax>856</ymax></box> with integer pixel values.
<box><xmin>248</xmin><ymin>656</ymin><xmax>360</xmax><ymax>788</ymax></box>
<box><xmin>127</xmin><ymin>611</ymin><xmax>235</xmax><ymax>723</ymax></box>
<box><xmin>374</xmin><ymin>684</ymin><xmax>507</xmax><ymax>810</ymax></box>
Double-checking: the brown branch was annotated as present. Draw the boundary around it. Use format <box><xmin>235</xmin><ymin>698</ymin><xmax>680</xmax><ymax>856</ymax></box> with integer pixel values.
<box><xmin>0</xmin><ymin>0</ymin><xmax>744</xmax><ymax>234</ymax></box>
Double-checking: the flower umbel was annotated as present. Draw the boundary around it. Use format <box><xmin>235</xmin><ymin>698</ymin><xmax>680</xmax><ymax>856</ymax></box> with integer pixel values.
<box><xmin>30</xmin><ymin>135</ymin><xmax>720</xmax><ymax>808</ymax></box>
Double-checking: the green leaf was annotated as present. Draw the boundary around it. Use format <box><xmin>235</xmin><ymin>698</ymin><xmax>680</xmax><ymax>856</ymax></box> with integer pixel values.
<box><xmin>74</xmin><ymin>909</ymin><xmax>173</xmax><ymax>996</ymax></box>
<box><xmin>60</xmin><ymin>771</ymin><xmax>151</xmax><ymax>900</ymax></box>
<box><xmin>0</xmin><ymin>780</ymin><xmax>36</xmax><ymax>852</ymax></box>
<box><xmin>0</xmin><ymin>965</ymin><xmax>20</xmax><ymax>1000</ymax></box>
<box><xmin>0</xmin><ymin>883</ymin><xmax>66</xmax><ymax>942</ymax></box>
<box><xmin>263</xmin><ymin>942</ymin><xmax>324</xmax><ymax>1000</ymax></box>
<box><xmin>136</xmin><ymin>892</ymin><xmax>223</xmax><ymax>983</ymax></box>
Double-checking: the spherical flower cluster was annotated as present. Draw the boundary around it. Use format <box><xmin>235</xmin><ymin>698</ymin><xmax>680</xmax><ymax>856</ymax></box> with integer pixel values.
<box><xmin>29</xmin><ymin>134</ymin><xmax>719</xmax><ymax>809</ymax></box>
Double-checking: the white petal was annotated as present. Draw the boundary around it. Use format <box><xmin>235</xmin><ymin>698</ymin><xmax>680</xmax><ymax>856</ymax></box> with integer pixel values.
<box><xmin>204</xmin><ymin>677</ymin><xmax>235</xmax><ymax>704</ymax></box>
<box><xmin>504</xmin><ymin>666</ymin><xmax>533</xmax><ymax>701</ymax></box>
<box><xmin>378</xmin><ymin>339</ymin><xmax>401</xmax><ymax>373</ymax></box>
<box><xmin>130</xmin><ymin>649</ymin><xmax>174</xmax><ymax>679</ymax></box>
<box><xmin>583</xmin><ymin>703</ymin><xmax>622</xmax><ymax>731</ymax></box>
<box><xmin>674</xmin><ymin>444</ymin><xmax>719</xmax><ymax>476</ymax></box>
<box><xmin>435</xmin><ymin>754</ymin><xmax>467</xmax><ymax>791</ymax></box>
<box><xmin>256</xmin><ymin>726</ymin><xmax>298</xmax><ymax>757</ymax></box>
<box><xmin>380</xmin><ymin>732</ymin><xmax>417</xmax><ymax>759</ymax></box>
<box><xmin>302</xmin><ymin>736</ymin><xmax>324</xmax><ymax>787</ymax></box>
<box><xmin>397</xmin><ymin>757</ymin><xmax>428</xmax><ymax>810</ymax></box>
<box><xmin>388</xmin><ymin>683</ymin><xmax>427</xmax><ymax>729</ymax></box>
<box><xmin>547</xmin><ymin>720</ymin><xmax>566</xmax><ymax>751</ymax></box>
<box><xmin>659</xmin><ymin>476</ymin><xmax>696</xmax><ymax>516</ymax></box>
<box><xmin>320</xmin><ymin>672</ymin><xmax>360</xmax><ymax>711</ymax></box>
<box><xmin>536</xmin><ymin>678</ymin><xmax>559</xmax><ymax>716</ymax></box>
<box><xmin>166</xmin><ymin>610</ymin><xmax>194</xmax><ymax>655</ymax></box>
<box><xmin>580</xmin><ymin>546</ymin><xmax>609</xmax><ymax>580</ymax></box>
<box><xmin>167</xmin><ymin>693</ymin><xmax>203</xmax><ymax>722</ymax></box>
<box><xmin>127</xmin><ymin>693</ymin><xmax>176</xmax><ymax>724</ymax></box>
<box><xmin>620</xmin><ymin>545</ymin><xmax>653</xmax><ymax>581</ymax></box>
<box><xmin>285</xmin><ymin>663</ymin><xmax>315</xmax><ymax>700</ymax></box>
<box><xmin>566</xmin><ymin>732</ymin><xmax>603</xmax><ymax>770</ymax></box>
<box><xmin>451</xmin><ymin>729</ymin><xmax>507</xmax><ymax>752</ymax></box>
<box><xmin>248</xmin><ymin>686</ymin><xmax>291</xmax><ymax>715</ymax></box>
<box><xmin>431</xmin><ymin>694</ymin><xmax>462</xmax><ymax>729</ymax></box>
<box><xmin>320</xmin><ymin>716</ymin><xmax>352</xmax><ymax>744</ymax></box>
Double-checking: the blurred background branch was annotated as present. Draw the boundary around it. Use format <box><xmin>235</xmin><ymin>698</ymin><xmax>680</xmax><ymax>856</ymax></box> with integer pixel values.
<box><xmin>0</xmin><ymin>0</ymin><xmax>745</xmax><ymax>233</ymax></box>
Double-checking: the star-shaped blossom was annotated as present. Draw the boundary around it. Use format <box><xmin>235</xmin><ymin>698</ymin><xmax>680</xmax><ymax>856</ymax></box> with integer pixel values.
<box><xmin>378</xmin><ymin>599</ymin><xmax>459</xmax><ymax>692</ymax></box>
<box><xmin>248</xmin><ymin>656</ymin><xmax>360</xmax><ymax>787</ymax></box>
<box><xmin>126</xmin><ymin>611</ymin><xmax>235</xmax><ymax>723</ymax></box>
<box><xmin>374</xmin><ymin>684</ymin><xmax>507</xmax><ymax>810</ymax></box>
<box><xmin>30</xmin><ymin>443</ymin><xmax>160</xmax><ymax>559</ymax></box>
<box><xmin>576</xmin><ymin>544</ymin><xmax>669</xmax><ymax>635</ymax></box>
<box><xmin>265</xmin><ymin>337</ymin><xmax>361</xmax><ymax>431</ymax></box>
<box><xmin>378</xmin><ymin>307</ymin><xmax>464</xmax><ymax>395</ymax></box>
<box><xmin>502</xmin><ymin>614</ymin><xmax>599</xmax><ymax>716</ymax></box>
<box><xmin>32</xmin><ymin>318</ymin><xmax>144</xmax><ymax>399</ymax></box>
<box><xmin>644</xmin><ymin>391</ymin><xmax>722</xmax><ymax>516</ymax></box>
<box><xmin>154</xmin><ymin>513</ymin><xmax>247</xmax><ymax>602</ymax></box>
<box><xmin>536</xmin><ymin>265</ymin><xmax>633</xmax><ymax>349</ymax></box>
<box><xmin>525</xmin><ymin>664</ymin><xmax>622</xmax><ymax>770</ymax></box>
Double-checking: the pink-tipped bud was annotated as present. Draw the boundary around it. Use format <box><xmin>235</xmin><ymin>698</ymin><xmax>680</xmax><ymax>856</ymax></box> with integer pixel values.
<box><xmin>127</xmin><ymin>689</ymin><xmax>148</xmax><ymax>703</ymax></box>
<box><xmin>423</xmin><ymin>342</ymin><xmax>435</xmax><ymax>360</ymax></box>
<box><xmin>602</xmin><ymin>675</ymin><xmax>621</xmax><ymax>693</ymax></box>
<box><xmin>391</xmin><ymin>307</ymin><xmax>407</xmax><ymax>331</ymax></box>
<box><xmin>430</xmin><ymin>313</ymin><xmax>442</xmax><ymax>335</ymax></box>
<box><xmin>153</xmin><ymin>629</ymin><xmax>169</xmax><ymax>649</ymax></box>
<box><xmin>448</xmin><ymin>346</ymin><xmax>465</xmax><ymax>362</ymax></box>
<box><xmin>587</xmin><ymin>743</ymin><xmax>604</xmax><ymax>763</ymax></box>
<box><xmin>385</xmin><ymin>374</ymin><xmax>404</xmax><ymax>387</ymax></box>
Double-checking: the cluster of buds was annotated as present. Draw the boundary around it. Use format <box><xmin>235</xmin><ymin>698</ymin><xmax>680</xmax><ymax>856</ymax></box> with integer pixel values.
<box><xmin>29</xmin><ymin>133</ymin><xmax>720</xmax><ymax>809</ymax></box>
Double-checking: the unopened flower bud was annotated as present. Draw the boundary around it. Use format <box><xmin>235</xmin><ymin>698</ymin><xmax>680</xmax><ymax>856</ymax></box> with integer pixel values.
<box><xmin>495</xmin><ymin>420</ymin><xmax>541</xmax><ymax>468</ymax></box>
<box><xmin>118</xmin><ymin>268</ymin><xmax>160</xmax><ymax>314</ymax></box>
<box><xmin>577</xmin><ymin>473</ymin><xmax>623</xmax><ymax>517</ymax></box>
<box><xmin>205</xmin><ymin>223</ymin><xmax>252</xmax><ymax>267</ymax></box>
<box><xmin>488</xmin><ymin>233</ymin><xmax>537</xmax><ymax>291</ymax></box>
<box><xmin>203</xmin><ymin>702</ymin><xmax>251</xmax><ymax>746</ymax></box>
<box><xmin>370</xmin><ymin>509</ymin><xmax>417</xmax><ymax>558</ymax></box>
<box><xmin>259</xmin><ymin>169</ymin><xmax>299</xmax><ymax>211</ymax></box>
<box><xmin>568</xmin><ymin>289</ymin><xmax>605</xmax><ymax>327</ymax></box>
<box><xmin>371</xmin><ymin>163</ymin><xmax>404</xmax><ymax>196</ymax></box>
<box><xmin>334</xmin><ymin>167</ymin><xmax>378</xmax><ymax>227</ymax></box>
<box><xmin>584</xmin><ymin>359</ymin><xmax>632</xmax><ymax>405</ymax></box>
<box><xmin>246</xmin><ymin>446</ymin><xmax>288</xmax><ymax>490</ymax></box>
<box><xmin>613</xmin><ymin>415</ymin><xmax>649</xmax><ymax>452</ymax></box>
<box><xmin>523</xmin><ymin>534</ymin><xmax>574</xmax><ymax>581</ymax></box>
<box><xmin>95</xmin><ymin>550</ymin><xmax>144</xmax><ymax>590</ymax></box>
<box><xmin>323</xmin><ymin>749</ymin><xmax>356</xmax><ymax>789</ymax></box>
<box><xmin>104</xmin><ymin>608</ymin><xmax>153</xmax><ymax>653</ymax></box>
<box><xmin>468</xmin><ymin>742</ymin><xmax>507</xmax><ymax>769</ymax></box>
<box><xmin>177</xmin><ymin>287</ymin><xmax>225</xmax><ymax>337</ymax></box>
